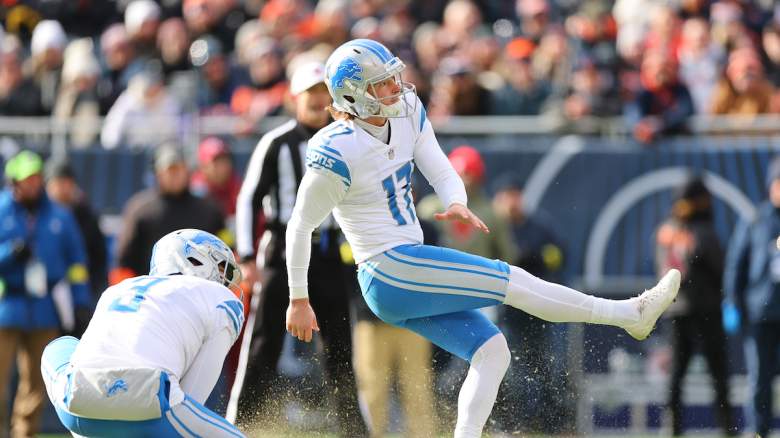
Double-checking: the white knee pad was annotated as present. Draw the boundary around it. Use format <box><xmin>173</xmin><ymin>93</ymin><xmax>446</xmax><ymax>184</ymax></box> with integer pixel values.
<box><xmin>472</xmin><ymin>333</ymin><xmax>511</xmax><ymax>375</ymax></box>
<box><xmin>455</xmin><ymin>333</ymin><xmax>511</xmax><ymax>438</ymax></box>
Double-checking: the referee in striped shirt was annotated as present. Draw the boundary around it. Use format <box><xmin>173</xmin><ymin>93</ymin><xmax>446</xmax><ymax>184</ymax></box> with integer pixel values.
<box><xmin>232</xmin><ymin>62</ymin><xmax>367</xmax><ymax>436</ymax></box>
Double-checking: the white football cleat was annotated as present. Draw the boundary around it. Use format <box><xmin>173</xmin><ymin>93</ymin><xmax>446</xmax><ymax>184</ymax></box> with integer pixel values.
<box><xmin>624</xmin><ymin>269</ymin><xmax>681</xmax><ymax>341</ymax></box>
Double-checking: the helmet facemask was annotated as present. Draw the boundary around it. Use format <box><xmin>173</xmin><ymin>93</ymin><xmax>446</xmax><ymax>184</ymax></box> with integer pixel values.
<box><xmin>361</xmin><ymin>60</ymin><xmax>418</xmax><ymax>118</ymax></box>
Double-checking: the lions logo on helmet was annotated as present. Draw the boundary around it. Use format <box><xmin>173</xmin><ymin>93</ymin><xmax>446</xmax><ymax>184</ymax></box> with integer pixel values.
<box><xmin>149</xmin><ymin>229</ymin><xmax>242</xmax><ymax>295</ymax></box>
<box><xmin>324</xmin><ymin>39</ymin><xmax>417</xmax><ymax>119</ymax></box>
<box><xmin>332</xmin><ymin>58</ymin><xmax>363</xmax><ymax>89</ymax></box>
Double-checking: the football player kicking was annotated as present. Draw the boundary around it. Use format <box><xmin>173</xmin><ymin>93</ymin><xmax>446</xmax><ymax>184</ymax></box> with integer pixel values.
<box><xmin>41</xmin><ymin>229</ymin><xmax>246</xmax><ymax>437</ymax></box>
<box><xmin>285</xmin><ymin>38</ymin><xmax>681</xmax><ymax>438</ymax></box>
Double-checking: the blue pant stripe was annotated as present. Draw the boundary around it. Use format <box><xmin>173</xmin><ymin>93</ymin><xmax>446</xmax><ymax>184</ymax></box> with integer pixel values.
<box><xmin>168</xmin><ymin>408</ymin><xmax>202</xmax><ymax>438</ymax></box>
<box><xmin>389</xmin><ymin>245</ymin><xmax>510</xmax><ymax>276</ymax></box>
<box><xmin>184</xmin><ymin>396</ymin><xmax>239</xmax><ymax>429</ymax></box>
<box><xmin>384</xmin><ymin>250</ymin><xmax>509</xmax><ymax>281</ymax></box>
<box><xmin>366</xmin><ymin>264</ymin><xmax>505</xmax><ymax>298</ymax></box>
<box><xmin>182</xmin><ymin>400</ymin><xmax>243</xmax><ymax>437</ymax></box>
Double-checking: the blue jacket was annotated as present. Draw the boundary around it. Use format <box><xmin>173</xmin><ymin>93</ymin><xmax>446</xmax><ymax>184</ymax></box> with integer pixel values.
<box><xmin>0</xmin><ymin>189</ymin><xmax>91</xmax><ymax>329</ymax></box>
<box><xmin>724</xmin><ymin>201</ymin><xmax>780</xmax><ymax>325</ymax></box>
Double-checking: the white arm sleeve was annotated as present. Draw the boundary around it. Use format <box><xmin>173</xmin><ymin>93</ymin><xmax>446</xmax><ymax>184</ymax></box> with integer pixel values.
<box><xmin>286</xmin><ymin>169</ymin><xmax>347</xmax><ymax>299</ymax></box>
<box><xmin>179</xmin><ymin>327</ymin><xmax>234</xmax><ymax>404</ymax></box>
<box><xmin>413</xmin><ymin>117</ymin><xmax>467</xmax><ymax>208</ymax></box>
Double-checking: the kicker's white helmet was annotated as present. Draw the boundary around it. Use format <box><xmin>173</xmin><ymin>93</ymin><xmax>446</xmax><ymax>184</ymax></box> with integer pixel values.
<box><xmin>324</xmin><ymin>39</ymin><xmax>417</xmax><ymax>119</ymax></box>
<box><xmin>149</xmin><ymin>229</ymin><xmax>241</xmax><ymax>291</ymax></box>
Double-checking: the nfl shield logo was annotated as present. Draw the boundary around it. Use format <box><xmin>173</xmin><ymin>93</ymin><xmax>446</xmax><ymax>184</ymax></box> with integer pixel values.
<box><xmin>387</xmin><ymin>148</ymin><xmax>395</xmax><ymax>160</ymax></box>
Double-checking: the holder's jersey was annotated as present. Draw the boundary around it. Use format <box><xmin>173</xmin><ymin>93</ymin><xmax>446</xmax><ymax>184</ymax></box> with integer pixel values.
<box><xmin>286</xmin><ymin>98</ymin><xmax>467</xmax><ymax>298</ymax></box>
<box><xmin>71</xmin><ymin>275</ymin><xmax>244</xmax><ymax>402</ymax></box>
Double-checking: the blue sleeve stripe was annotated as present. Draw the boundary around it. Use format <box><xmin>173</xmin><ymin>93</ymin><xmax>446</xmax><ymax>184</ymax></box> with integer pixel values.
<box><xmin>223</xmin><ymin>300</ymin><xmax>244</xmax><ymax>324</ymax></box>
<box><xmin>306</xmin><ymin>148</ymin><xmax>351</xmax><ymax>187</ymax></box>
<box><xmin>319</xmin><ymin>144</ymin><xmax>342</xmax><ymax>157</ymax></box>
<box><xmin>216</xmin><ymin>304</ymin><xmax>240</xmax><ymax>334</ymax></box>
<box><xmin>419</xmin><ymin>105</ymin><xmax>427</xmax><ymax>132</ymax></box>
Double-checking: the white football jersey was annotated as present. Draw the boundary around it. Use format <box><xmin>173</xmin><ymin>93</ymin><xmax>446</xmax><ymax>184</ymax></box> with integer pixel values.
<box><xmin>71</xmin><ymin>275</ymin><xmax>244</xmax><ymax>391</ymax></box>
<box><xmin>307</xmin><ymin>99</ymin><xmax>466</xmax><ymax>263</ymax></box>
<box><xmin>286</xmin><ymin>98</ymin><xmax>467</xmax><ymax>298</ymax></box>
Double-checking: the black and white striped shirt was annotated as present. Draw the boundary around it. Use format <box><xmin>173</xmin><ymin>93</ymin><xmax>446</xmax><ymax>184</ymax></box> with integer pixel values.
<box><xmin>235</xmin><ymin>120</ymin><xmax>333</xmax><ymax>266</ymax></box>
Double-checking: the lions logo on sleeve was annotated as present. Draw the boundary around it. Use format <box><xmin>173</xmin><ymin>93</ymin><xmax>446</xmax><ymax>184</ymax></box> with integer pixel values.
<box><xmin>306</xmin><ymin>123</ymin><xmax>354</xmax><ymax>189</ymax></box>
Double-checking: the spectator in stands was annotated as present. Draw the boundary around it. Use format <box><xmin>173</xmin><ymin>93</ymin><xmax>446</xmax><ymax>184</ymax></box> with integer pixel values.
<box><xmin>189</xmin><ymin>35</ymin><xmax>248</xmax><ymax>114</ymax></box>
<box><xmin>234</xmin><ymin>19</ymin><xmax>266</xmax><ymax>68</ymax></box>
<box><xmin>642</xmin><ymin>4</ymin><xmax>682</xmax><ymax>57</ymax></box>
<box><xmin>257</xmin><ymin>0</ymin><xmax>315</xmax><ymax>42</ymax></box>
<box><xmin>45</xmin><ymin>157</ymin><xmax>107</xmax><ymax>305</ymax></box>
<box><xmin>54</xmin><ymin>39</ymin><xmax>101</xmax><ymax>148</ymax></box>
<box><xmin>517</xmin><ymin>0</ymin><xmax>552</xmax><ymax>44</ymax></box>
<box><xmin>429</xmin><ymin>57</ymin><xmax>491</xmax><ymax>118</ymax></box>
<box><xmin>28</xmin><ymin>20</ymin><xmax>66</xmax><ymax>115</ymax></box>
<box><xmin>183</xmin><ymin>0</ymin><xmax>245</xmax><ymax>53</ymax></box>
<box><xmin>559</xmin><ymin>57</ymin><xmax>622</xmax><ymax>121</ymax></box>
<box><xmin>230</xmin><ymin>38</ymin><xmax>287</xmax><ymax>122</ymax></box>
<box><xmin>100</xmin><ymin>61</ymin><xmax>182</xmax><ymax>149</ymax></box>
<box><xmin>532</xmin><ymin>28</ymin><xmax>570</xmax><ymax>97</ymax></box>
<box><xmin>233</xmin><ymin>62</ymin><xmax>367</xmax><ymax>436</ymax></box>
<box><xmin>412</xmin><ymin>22</ymin><xmax>445</xmax><ymax>75</ymax></box>
<box><xmin>417</xmin><ymin>146</ymin><xmax>516</xmax><ymax>264</ymax></box>
<box><xmin>440</xmin><ymin>0</ymin><xmax>483</xmax><ymax>51</ymax></box>
<box><xmin>709</xmin><ymin>1</ymin><xmax>749</xmax><ymax>53</ymax></box>
<box><xmin>490</xmin><ymin>173</ymin><xmax>573</xmax><ymax>434</ymax></box>
<box><xmin>724</xmin><ymin>157</ymin><xmax>780</xmax><ymax>438</ymax></box>
<box><xmin>124</xmin><ymin>0</ymin><xmax>162</xmax><ymax>60</ymax></box>
<box><xmin>209</xmin><ymin>0</ymin><xmax>249</xmax><ymax>54</ymax></box>
<box><xmin>111</xmin><ymin>143</ymin><xmax>227</xmax><ymax>283</ymax></box>
<box><xmin>157</xmin><ymin>18</ymin><xmax>192</xmax><ymax>79</ymax></box>
<box><xmin>629</xmin><ymin>51</ymin><xmax>694</xmax><ymax>144</ymax></box>
<box><xmin>612</xmin><ymin>0</ymin><xmax>653</xmax><ymax>64</ymax></box>
<box><xmin>490</xmin><ymin>38</ymin><xmax>552</xmax><ymax>116</ymax></box>
<box><xmin>723</xmin><ymin>157</ymin><xmax>780</xmax><ymax>437</ymax></box>
<box><xmin>190</xmin><ymin>136</ymin><xmax>241</xmax><ymax>221</ymax></box>
<box><xmin>565</xmin><ymin>0</ymin><xmax>620</xmax><ymax>86</ymax></box>
<box><xmin>97</xmin><ymin>24</ymin><xmax>143</xmax><ymax>114</ymax></box>
<box><xmin>656</xmin><ymin>176</ymin><xmax>735</xmax><ymax>437</ymax></box>
<box><xmin>0</xmin><ymin>46</ymin><xmax>45</xmax><ymax>116</ymax></box>
<box><xmin>0</xmin><ymin>151</ymin><xmax>91</xmax><ymax>437</ymax></box>
<box><xmin>678</xmin><ymin>18</ymin><xmax>725</xmax><ymax>114</ymax></box>
<box><xmin>312</xmin><ymin>0</ymin><xmax>350</xmax><ymax>48</ymax></box>
<box><xmin>762</xmin><ymin>23</ymin><xmax>780</xmax><ymax>87</ymax></box>
<box><xmin>183</xmin><ymin>0</ymin><xmax>218</xmax><ymax>38</ymax></box>
<box><xmin>710</xmin><ymin>47</ymin><xmax>777</xmax><ymax>115</ymax></box>
<box><xmin>464</xmin><ymin>34</ymin><xmax>501</xmax><ymax>74</ymax></box>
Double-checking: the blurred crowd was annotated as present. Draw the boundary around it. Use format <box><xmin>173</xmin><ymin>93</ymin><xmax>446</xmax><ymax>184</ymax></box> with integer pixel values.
<box><xmin>0</xmin><ymin>0</ymin><xmax>779</xmax><ymax>147</ymax></box>
<box><xmin>3</xmin><ymin>0</ymin><xmax>780</xmax><ymax>436</ymax></box>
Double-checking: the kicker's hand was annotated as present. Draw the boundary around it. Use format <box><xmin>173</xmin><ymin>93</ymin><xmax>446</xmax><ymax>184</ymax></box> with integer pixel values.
<box><xmin>286</xmin><ymin>298</ymin><xmax>320</xmax><ymax>342</ymax></box>
<box><xmin>434</xmin><ymin>203</ymin><xmax>490</xmax><ymax>234</ymax></box>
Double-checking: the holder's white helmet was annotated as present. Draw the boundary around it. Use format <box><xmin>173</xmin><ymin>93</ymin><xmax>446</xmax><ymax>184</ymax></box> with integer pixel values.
<box><xmin>324</xmin><ymin>39</ymin><xmax>417</xmax><ymax>119</ymax></box>
<box><xmin>149</xmin><ymin>229</ymin><xmax>242</xmax><ymax>292</ymax></box>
